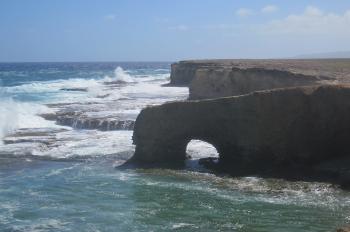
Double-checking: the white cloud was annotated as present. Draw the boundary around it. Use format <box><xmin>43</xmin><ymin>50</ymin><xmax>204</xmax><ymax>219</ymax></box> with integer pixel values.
<box><xmin>104</xmin><ymin>14</ymin><xmax>116</xmax><ymax>21</ymax></box>
<box><xmin>262</xmin><ymin>6</ymin><xmax>350</xmax><ymax>36</ymax></box>
<box><xmin>236</xmin><ymin>8</ymin><xmax>254</xmax><ymax>17</ymax></box>
<box><xmin>261</xmin><ymin>5</ymin><xmax>278</xmax><ymax>13</ymax></box>
<box><xmin>304</xmin><ymin>6</ymin><xmax>323</xmax><ymax>16</ymax></box>
<box><xmin>168</xmin><ymin>25</ymin><xmax>189</xmax><ymax>31</ymax></box>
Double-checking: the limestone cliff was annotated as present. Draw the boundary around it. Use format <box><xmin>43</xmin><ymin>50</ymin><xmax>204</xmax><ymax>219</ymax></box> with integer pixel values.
<box><xmin>129</xmin><ymin>85</ymin><xmax>350</xmax><ymax>187</ymax></box>
<box><xmin>169</xmin><ymin>61</ymin><xmax>228</xmax><ymax>86</ymax></box>
<box><xmin>169</xmin><ymin>59</ymin><xmax>350</xmax><ymax>99</ymax></box>
<box><xmin>189</xmin><ymin>67</ymin><xmax>333</xmax><ymax>99</ymax></box>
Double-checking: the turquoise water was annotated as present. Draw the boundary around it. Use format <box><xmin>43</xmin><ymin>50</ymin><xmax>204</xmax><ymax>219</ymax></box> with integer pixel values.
<box><xmin>1</xmin><ymin>157</ymin><xmax>349</xmax><ymax>231</ymax></box>
<box><xmin>0</xmin><ymin>63</ymin><xmax>349</xmax><ymax>231</ymax></box>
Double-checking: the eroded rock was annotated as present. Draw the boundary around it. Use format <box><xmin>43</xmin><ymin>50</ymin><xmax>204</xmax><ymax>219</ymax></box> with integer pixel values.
<box><xmin>337</xmin><ymin>226</ymin><xmax>350</xmax><ymax>232</ymax></box>
<box><xmin>40</xmin><ymin>111</ymin><xmax>135</xmax><ymax>131</ymax></box>
<box><xmin>189</xmin><ymin>67</ymin><xmax>333</xmax><ymax>99</ymax></box>
<box><xmin>128</xmin><ymin>85</ymin><xmax>350</xmax><ymax>187</ymax></box>
<box><xmin>169</xmin><ymin>59</ymin><xmax>350</xmax><ymax>99</ymax></box>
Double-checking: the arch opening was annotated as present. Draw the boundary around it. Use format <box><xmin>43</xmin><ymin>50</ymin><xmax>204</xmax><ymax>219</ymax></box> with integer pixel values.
<box><xmin>185</xmin><ymin>139</ymin><xmax>219</xmax><ymax>170</ymax></box>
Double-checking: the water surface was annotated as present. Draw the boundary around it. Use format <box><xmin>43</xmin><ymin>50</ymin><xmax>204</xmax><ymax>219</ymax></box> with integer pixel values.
<box><xmin>0</xmin><ymin>62</ymin><xmax>349</xmax><ymax>231</ymax></box>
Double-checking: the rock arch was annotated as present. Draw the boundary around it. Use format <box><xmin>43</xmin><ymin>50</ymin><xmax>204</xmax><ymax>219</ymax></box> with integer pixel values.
<box><xmin>128</xmin><ymin>85</ymin><xmax>350</xmax><ymax>182</ymax></box>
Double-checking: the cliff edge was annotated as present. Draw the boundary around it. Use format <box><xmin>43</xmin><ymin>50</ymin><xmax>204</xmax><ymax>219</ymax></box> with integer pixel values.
<box><xmin>169</xmin><ymin>59</ymin><xmax>350</xmax><ymax>99</ymax></box>
<box><xmin>129</xmin><ymin>85</ymin><xmax>350</xmax><ymax>188</ymax></box>
<box><xmin>126</xmin><ymin>59</ymin><xmax>350</xmax><ymax>188</ymax></box>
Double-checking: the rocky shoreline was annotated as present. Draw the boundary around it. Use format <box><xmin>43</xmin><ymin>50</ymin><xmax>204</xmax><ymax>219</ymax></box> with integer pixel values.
<box><xmin>40</xmin><ymin>112</ymin><xmax>135</xmax><ymax>131</ymax></box>
<box><xmin>126</xmin><ymin>59</ymin><xmax>350</xmax><ymax>189</ymax></box>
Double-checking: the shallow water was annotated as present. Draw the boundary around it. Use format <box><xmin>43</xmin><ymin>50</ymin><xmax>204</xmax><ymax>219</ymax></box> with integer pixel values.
<box><xmin>0</xmin><ymin>63</ymin><xmax>349</xmax><ymax>231</ymax></box>
<box><xmin>0</xmin><ymin>158</ymin><xmax>349</xmax><ymax>231</ymax></box>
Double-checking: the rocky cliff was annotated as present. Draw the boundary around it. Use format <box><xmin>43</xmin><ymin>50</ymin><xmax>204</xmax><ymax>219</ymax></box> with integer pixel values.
<box><xmin>169</xmin><ymin>59</ymin><xmax>350</xmax><ymax>99</ymax></box>
<box><xmin>190</xmin><ymin>67</ymin><xmax>338</xmax><ymax>99</ymax></box>
<box><xmin>129</xmin><ymin>85</ymin><xmax>350</xmax><ymax>188</ymax></box>
<box><xmin>169</xmin><ymin>61</ymin><xmax>229</xmax><ymax>86</ymax></box>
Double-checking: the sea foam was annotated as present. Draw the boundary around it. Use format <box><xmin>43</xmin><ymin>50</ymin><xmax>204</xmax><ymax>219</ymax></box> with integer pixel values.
<box><xmin>0</xmin><ymin>98</ymin><xmax>18</xmax><ymax>144</ymax></box>
<box><xmin>103</xmin><ymin>67</ymin><xmax>135</xmax><ymax>83</ymax></box>
<box><xmin>0</xmin><ymin>96</ymin><xmax>59</xmax><ymax>144</ymax></box>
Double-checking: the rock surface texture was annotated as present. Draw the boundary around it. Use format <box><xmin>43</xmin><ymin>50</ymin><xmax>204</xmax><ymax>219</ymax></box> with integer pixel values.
<box><xmin>337</xmin><ymin>226</ymin><xmax>350</xmax><ymax>232</ymax></box>
<box><xmin>170</xmin><ymin>59</ymin><xmax>350</xmax><ymax>99</ymax></box>
<box><xmin>128</xmin><ymin>59</ymin><xmax>350</xmax><ymax>188</ymax></box>
<box><xmin>130</xmin><ymin>85</ymin><xmax>350</xmax><ymax>187</ymax></box>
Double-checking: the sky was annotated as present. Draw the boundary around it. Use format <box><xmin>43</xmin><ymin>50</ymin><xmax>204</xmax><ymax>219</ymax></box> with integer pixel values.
<box><xmin>1</xmin><ymin>0</ymin><xmax>350</xmax><ymax>62</ymax></box>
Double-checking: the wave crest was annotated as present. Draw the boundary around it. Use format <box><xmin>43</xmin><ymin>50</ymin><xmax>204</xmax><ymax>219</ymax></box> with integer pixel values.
<box><xmin>0</xmin><ymin>98</ymin><xmax>18</xmax><ymax>144</ymax></box>
<box><xmin>104</xmin><ymin>67</ymin><xmax>135</xmax><ymax>83</ymax></box>
<box><xmin>0</xmin><ymin>97</ymin><xmax>59</xmax><ymax>144</ymax></box>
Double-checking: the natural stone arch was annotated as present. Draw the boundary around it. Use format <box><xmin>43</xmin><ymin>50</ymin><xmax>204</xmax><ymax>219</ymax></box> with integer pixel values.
<box><xmin>131</xmin><ymin>103</ymin><xmax>234</xmax><ymax>167</ymax></box>
<box><xmin>128</xmin><ymin>85</ymin><xmax>350</xmax><ymax>182</ymax></box>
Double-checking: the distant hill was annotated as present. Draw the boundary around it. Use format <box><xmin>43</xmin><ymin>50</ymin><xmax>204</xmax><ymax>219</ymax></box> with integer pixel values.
<box><xmin>294</xmin><ymin>51</ymin><xmax>350</xmax><ymax>59</ymax></box>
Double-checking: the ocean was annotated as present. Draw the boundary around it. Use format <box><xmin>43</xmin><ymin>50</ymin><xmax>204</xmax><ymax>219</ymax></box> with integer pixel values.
<box><xmin>0</xmin><ymin>62</ymin><xmax>349</xmax><ymax>231</ymax></box>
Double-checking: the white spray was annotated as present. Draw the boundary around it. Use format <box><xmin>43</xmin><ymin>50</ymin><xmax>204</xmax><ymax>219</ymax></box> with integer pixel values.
<box><xmin>0</xmin><ymin>84</ymin><xmax>18</xmax><ymax>144</ymax></box>
<box><xmin>0</xmin><ymin>84</ymin><xmax>58</xmax><ymax>144</ymax></box>
<box><xmin>104</xmin><ymin>67</ymin><xmax>134</xmax><ymax>83</ymax></box>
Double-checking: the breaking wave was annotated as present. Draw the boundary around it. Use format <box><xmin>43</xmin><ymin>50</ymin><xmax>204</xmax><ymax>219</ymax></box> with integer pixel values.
<box><xmin>0</xmin><ymin>64</ymin><xmax>188</xmax><ymax>160</ymax></box>
<box><xmin>0</xmin><ymin>97</ymin><xmax>59</xmax><ymax>144</ymax></box>
<box><xmin>104</xmin><ymin>67</ymin><xmax>135</xmax><ymax>83</ymax></box>
<box><xmin>0</xmin><ymin>98</ymin><xmax>18</xmax><ymax>144</ymax></box>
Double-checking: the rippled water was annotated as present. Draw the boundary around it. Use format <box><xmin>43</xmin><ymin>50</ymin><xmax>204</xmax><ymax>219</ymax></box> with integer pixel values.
<box><xmin>0</xmin><ymin>63</ymin><xmax>349</xmax><ymax>231</ymax></box>
<box><xmin>1</xmin><ymin>157</ymin><xmax>349</xmax><ymax>231</ymax></box>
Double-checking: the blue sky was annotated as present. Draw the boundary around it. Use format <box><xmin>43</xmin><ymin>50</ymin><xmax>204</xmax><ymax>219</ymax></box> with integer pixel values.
<box><xmin>1</xmin><ymin>0</ymin><xmax>350</xmax><ymax>61</ymax></box>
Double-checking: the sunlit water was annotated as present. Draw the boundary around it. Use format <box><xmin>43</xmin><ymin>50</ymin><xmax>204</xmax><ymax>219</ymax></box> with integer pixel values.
<box><xmin>0</xmin><ymin>63</ymin><xmax>349</xmax><ymax>231</ymax></box>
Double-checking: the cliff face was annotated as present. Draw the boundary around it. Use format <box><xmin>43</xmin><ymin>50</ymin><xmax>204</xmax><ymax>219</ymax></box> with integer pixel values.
<box><xmin>130</xmin><ymin>85</ymin><xmax>350</xmax><ymax>187</ymax></box>
<box><xmin>169</xmin><ymin>59</ymin><xmax>350</xmax><ymax>99</ymax></box>
<box><xmin>169</xmin><ymin>61</ymin><xmax>224</xmax><ymax>86</ymax></box>
<box><xmin>127</xmin><ymin>59</ymin><xmax>350</xmax><ymax>187</ymax></box>
<box><xmin>189</xmin><ymin>67</ymin><xmax>333</xmax><ymax>99</ymax></box>
<box><xmin>169</xmin><ymin>62</ymin><xmax>197</xmax><ymax>86</ymax></box>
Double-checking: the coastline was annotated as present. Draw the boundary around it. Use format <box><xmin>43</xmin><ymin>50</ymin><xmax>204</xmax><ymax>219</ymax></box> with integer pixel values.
<box><xmin>127</xmin><ymin>59</ymin><xmax>350</xmax><ymax>190</ymax></box>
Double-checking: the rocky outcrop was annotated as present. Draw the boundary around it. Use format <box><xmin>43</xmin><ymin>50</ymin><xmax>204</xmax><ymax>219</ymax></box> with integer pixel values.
<box><xmin>189</xmin><ymin>67</ymin><xmax>333</xmax><ymax>99</ymax></box>
<box><xmin>60</xmin><ymin>88</ymin><xmax>88</xmax><ymax>92</ymax></box>
<box><xmin>56</xmin><ymin>116</ymin><xmax>135</xmax><ymax>131</ymax></box>
<box><xmin>40</xmin><ymin>112</ymin><xmax>135</xmax><ymax>131</ymax></box>
<box><xmin>169</xmin><ymin>60</ymin><xmax>232</xmax><ymax>86</ymax></box>
<box><xmin>169</xmin><ymin>59</ymin><xmax>350</xmax><ymax>99</ymax></box>
<box><xmin>337</xmin><ymin>226</ymin><xmax>350</xmax><ymax>232</ymax></box>
<box><xmin>129</xmin><ymin>85</ymin><xmax>350</xmax><ymax>187</ymax></box>
<box><xmin>169</xmin><ymin>62</ymin><xmax>200</xmax><ymax>86</ymax></box>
